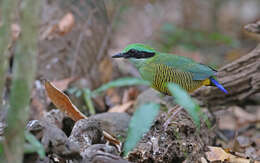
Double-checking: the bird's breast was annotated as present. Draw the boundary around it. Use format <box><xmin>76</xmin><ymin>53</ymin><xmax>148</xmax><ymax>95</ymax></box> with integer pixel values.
<box><xmin>149</xmin><ymin>64</ymin><xmax>205</xmax><ymax>95</ymax></box>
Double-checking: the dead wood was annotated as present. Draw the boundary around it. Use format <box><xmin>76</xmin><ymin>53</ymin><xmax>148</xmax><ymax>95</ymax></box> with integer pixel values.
<box><xmin>193</xmin><ymin>44</ymin><xmax>260</xmax><ymax>111</ymax></box>
<box><xmin>244</xmin><ymin>20</ymin><xmax>260</xmax><ymax>34</ymax></box>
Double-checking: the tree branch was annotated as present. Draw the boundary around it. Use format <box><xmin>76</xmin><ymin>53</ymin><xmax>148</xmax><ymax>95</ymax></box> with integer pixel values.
<box><xmin>0</xmin><ymin>0</ymin><xmax>17</xmax><ymax>109</ymax></box>
<box><xmin>193</xmin><ymin>44</ymin><xmax>260</xmax><ymax>111</ymax></box>
<box><xmin>4</xmin><ymin>0</ymin><xmax>40</xmax><ymax>162</ymax></box>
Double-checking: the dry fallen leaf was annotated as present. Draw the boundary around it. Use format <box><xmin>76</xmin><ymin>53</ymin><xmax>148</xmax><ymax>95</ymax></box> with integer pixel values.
<box><xmin>44</xmin><ymin>80</ymin><xmax>121</xmax><ymax>147</ymax></box>
<box><xmin>105</xmin><ymin>88</ymin><xmax>121</xmax><ymax>107</ymax></box>
<box><xmin>44</xmin><ymin>80</ymin><xmax>86</xmax><ymax>121</ymax></box>
<box><xmin>206</xmin><ymin>146</ymin><xmax>258</xmax><ymax>163</ymax></box>
<box><xmin>58</xmin><ymin>12</ymin><xmax>75</xmax><ymax>35</ymax></box>
<box><xmin>122</xmin><ymin>87</ymin><xmax>139</xmax><ymax>103</ymax></box>
<box><xmin>206</xmin><ymin>146</ymin><xmax>228</xmax><ymax>162</ymax></box>
<box><xmin>109</xmin><ymin>101</ymin><xmax>134</xmax><ymax>113</ymax></box>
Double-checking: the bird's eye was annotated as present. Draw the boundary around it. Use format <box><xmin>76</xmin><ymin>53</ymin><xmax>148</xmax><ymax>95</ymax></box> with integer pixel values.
<box><xmin>129</xmin><ymin>49</ymin><xmax>136</xmax><ymax>53</ymax></box>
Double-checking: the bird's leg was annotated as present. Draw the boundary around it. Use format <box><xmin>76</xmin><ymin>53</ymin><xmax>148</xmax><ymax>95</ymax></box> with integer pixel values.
<box><xmin>163</xmin><ymin>105</ymin><xmax>182</xmax><ymax>130</ymax></box>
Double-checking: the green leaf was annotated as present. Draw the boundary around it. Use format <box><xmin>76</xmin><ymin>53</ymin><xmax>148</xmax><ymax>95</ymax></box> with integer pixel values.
<box><xmin>0</xmin><ymin>142</ymin><xmax>5</xmax><ymax>161</ymax></box>
<box><xmin>24</xmin><ymin>143</ymin><xmax>37</xmax><ymax>153</ymax></box>
<box><xmin>92</xmin><ymin>77</ymin><xmax>150</xmax><ymax>96</ymax></box>
<box><xmin>167</xmin><ymin>83</ymin><xmax>201</xmax><ymax>128</ymax></box>
<box><xmin>124</xmin><ymin>103</ymin><xmax>160</xmax><ymax>156</ymax></box>
<box><xmin>202</xmin><ymin>112</ymin><xmax>211</xmax><ymax>129</ymax></box>
<box><xmin>24</xmin><ymin>131</ymin><xmax>45</xmax><ymax>159</ymax></box>
<box><xmin>83</xmin><ymin>88</ymin><xmax>96</xmax><ymax>115</ymax></box>
<box><xmin>75</xmin><ymin>90</ymin><xmax>82</xmax><ymax>97</ymax></box>
<box><xmin>67</xmin><ymin>87</ymin><xmax>78</xmax><ymax>94</ymax></box>
<box><xmin>67</xmin><ymin>87</ymin><xmax>82</xmax><ymax>97</ymax></box>
<box><xmin>208</xmin><ymin>32</ymin><xmax>233</xmax><ymax>45</ymax></box>
<box><xmin>0</xmin><ymin>143</ymin><xmax>3</xmax><ymax>154</ymax></box>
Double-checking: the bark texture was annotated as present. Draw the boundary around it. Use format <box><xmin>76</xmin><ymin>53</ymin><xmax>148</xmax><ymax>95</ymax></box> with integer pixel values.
<box><xmin>193</xmin><ymin>44</ymin><xmax>260</xmax><ymax>111</ymax></box>
<box><xmin>0</xmin><ymin>0</ymin><xmax>17</xmax><ymax>108</ymax></box>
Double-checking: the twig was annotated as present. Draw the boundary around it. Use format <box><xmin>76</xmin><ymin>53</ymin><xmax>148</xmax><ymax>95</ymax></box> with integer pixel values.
<box><xmin>96</xmin><ymin>5</ymin><xmax>121</xmax><ymax>61</ymax></box>
<box><xmin>71</xmin><ymin>9</ymin><xmax>96</xmax><ymax>75</ymax></box>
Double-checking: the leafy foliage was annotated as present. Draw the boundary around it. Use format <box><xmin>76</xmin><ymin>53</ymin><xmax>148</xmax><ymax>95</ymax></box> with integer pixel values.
<box><xmin>69</xmin><ymin>77</ymin><xmax>150</xmax><ymax>115</ymax></box>
<box><xmin>123</xmin><ymin>103</ymin><xmax>160</xmax><ymax>156</ymax></box>
<box><xmin>24</xmin><ymin>131</ymin><xmax>45</xmax><ymax>159</ymax></box>
<box><xmin>92</xmin><ymin>77</ymin><xmax>150</xmax><ymax>96</ymax></box>
<box><xmin>0</xmin><ymin>142</ymin><xmax>4</xmax><ymax>160</ymax></box>
<box><xmin>168</xmin><ymin>83</ymin><xmax>201</xmax><ymax>128</ymax></box>
<box><xmin>83</xmin><ymin>88</ymin><xmax>96</xmax><ymax>115</ymax></box>
<box><xmin>0</xmin><ymin>143</ymin><xmax>3</xmax><ymax>155</ymax></box>
<box><xmin>67</xmin><ymin>87</ymin><xmax>82</xmax><ymax>97</ymax></box>
<box><xmin>152</xmin><ymin>23</ymin><xmax>238</xmax><ymax>52</ymax></box>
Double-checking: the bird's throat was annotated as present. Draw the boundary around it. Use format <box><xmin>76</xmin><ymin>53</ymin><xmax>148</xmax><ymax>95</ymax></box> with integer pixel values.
<box><xmin>129</xmin><ymin>58</ymin><xmax>147</xmax><ymax>69</ymax></box>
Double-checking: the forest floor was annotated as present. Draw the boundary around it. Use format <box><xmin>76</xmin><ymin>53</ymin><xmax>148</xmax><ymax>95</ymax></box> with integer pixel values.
<box><xmin>1</xmin><ymin>1</ymin><xmax>260</xmax><ymax>162</ymax></box>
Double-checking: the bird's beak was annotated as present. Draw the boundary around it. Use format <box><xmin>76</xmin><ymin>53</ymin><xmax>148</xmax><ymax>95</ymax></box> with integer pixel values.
<box><xmin>112</xmin><ymin>53</ymin><xmax>124</xmax><ymax>58</ymax></box>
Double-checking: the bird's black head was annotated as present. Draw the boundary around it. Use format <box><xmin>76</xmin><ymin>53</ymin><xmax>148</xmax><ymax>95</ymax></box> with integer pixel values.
<box><xmin>112</xmin><ymin>49</ymin><xmax>155</xmax><ymax>59</ymax></box>
<box><xmin>112</xmin><ymin>43</ymin><xmax>156</xmax><ymax>59</ymax></box>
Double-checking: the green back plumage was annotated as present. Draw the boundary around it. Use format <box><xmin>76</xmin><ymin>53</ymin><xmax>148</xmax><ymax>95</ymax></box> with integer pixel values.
<box><xmin>137</xmin><ymin>54</ymin><xmax>212</xmax><ymax>94</ymax></box>
<box><xmin>148</xmin><ymin>53</ymin><xmax>216</xmax><ymax>80</ymax></box>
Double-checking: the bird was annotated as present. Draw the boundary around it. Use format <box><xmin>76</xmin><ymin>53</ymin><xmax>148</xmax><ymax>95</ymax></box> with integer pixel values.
<box><xmin>112</xmin><ymin>43</ymin><xmax>228</xmax><ymax>95</ymax></box>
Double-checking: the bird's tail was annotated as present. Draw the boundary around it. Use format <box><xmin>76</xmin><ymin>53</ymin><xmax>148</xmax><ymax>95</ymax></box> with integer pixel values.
<box><xmin>209</xmin><ymin>77</ymin><xmax>228</xmax><ymax>94</ymax></box>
